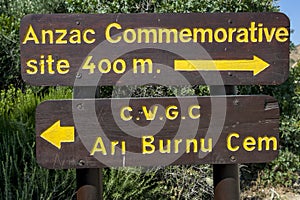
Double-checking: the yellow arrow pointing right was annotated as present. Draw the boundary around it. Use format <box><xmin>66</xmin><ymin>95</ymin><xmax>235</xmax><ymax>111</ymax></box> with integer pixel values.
<box><xmin>174</xmin><ymin>56</ymin><xmax>270</xmax><ymax>76</ymax></box>
<box><xmin>40</xmin><ymin>120</ymin><xmax>75</xmax><ymax>149</ymax></box>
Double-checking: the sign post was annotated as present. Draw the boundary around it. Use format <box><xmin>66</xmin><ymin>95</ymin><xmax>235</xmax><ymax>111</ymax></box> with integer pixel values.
<box><xmin>20</xmin><ymin>12</ymin><xmax>290</xmax><ymax>199</ymax></box>
<box><xmin>73</xmin><ymin>87</ymin><xmax>102</xmax><ymax>200</ymax></box>
<box><xmin>210</xmin><ymin>86</ymin><xmax>240</xmax><ymax>200</ymax></box>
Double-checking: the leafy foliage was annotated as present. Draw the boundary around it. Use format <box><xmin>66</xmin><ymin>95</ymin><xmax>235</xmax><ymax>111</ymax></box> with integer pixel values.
<box><xmin>103</xmin><ymin>167</ymin><xmax>166</xmax><ymax>199</ymax></box>
<box><xmin>65</xmin><ymin>0</ymin><xmax>279</xmax><ymax>13</ymax></box>
<box><xmin>162</xmin><ymin>165</ymin><xmax>213</xmax><ymax>200</ymax></box>
<box><xmin>260</xmin><ymin>149</ymin><xmax>300</xmax><ymax>187</ymax></box>
<box><xmin>0</xmin><ymin>14</ymin><xmax>20</xmax><ymax>90</ymax></box>
<box><xmin>0</xmin><ymin>86</ymin><xmax>75</xmax><ymax>199</ymax></box>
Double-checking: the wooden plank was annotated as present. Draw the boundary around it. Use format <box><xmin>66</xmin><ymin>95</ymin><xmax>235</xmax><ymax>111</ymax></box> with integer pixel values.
<box><xmin>21</xmin><ymin>13</ymin><xmax>289</xmax><ymax>86</ymax></box>
<box><xmin>35</xmin><ymin>95</ymin><xmax>279</xmax><ymax>169</ymax></box>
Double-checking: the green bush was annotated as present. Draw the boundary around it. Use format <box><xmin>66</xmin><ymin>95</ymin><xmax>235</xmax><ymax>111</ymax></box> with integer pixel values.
<box><xmin>0</xmin><ymin>14</ymin><xmax>20</xmax><ymax>90</ymax></box>
<box><xmin>103</xmin><ymin>167</ymin><xmax>166</xmax><ymax>199</ymax></box>
<box><xmin>260</xmin><ymin>149</ymin><xmax>300</xmax><ymax>187</ymax></box>
<box><xmin>0</xmin><ymin>86</ymin><xmax>76</xmax><ymax>199</ymax></box>
<box><xmin>162</xmin><ymin>165</ymin><xmax>213</xmax><ymax>200</ymax></box>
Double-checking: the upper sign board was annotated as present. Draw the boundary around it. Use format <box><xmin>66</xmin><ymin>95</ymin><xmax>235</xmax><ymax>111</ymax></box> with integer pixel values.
<box><xmin>21</xmin><ymin>13</ymin><xmax>290</xmax><ymax>86</ymax></box>
<box><xmin>36</xmin><ymin>95</ymin><xmax>279</xmax><ymax>169</ymax></box>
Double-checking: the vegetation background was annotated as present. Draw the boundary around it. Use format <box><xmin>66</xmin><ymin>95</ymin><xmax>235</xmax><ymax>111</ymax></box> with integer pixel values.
<box><xmin>0</xmin><ymin>0</ymin><xmax>299</xmax><ymax>199</ymax></box>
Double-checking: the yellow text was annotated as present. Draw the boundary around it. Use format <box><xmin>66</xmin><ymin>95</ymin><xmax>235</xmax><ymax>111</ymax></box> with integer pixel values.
<box><xmin>227</xmin><ymin>132</ymin><xmax>278</xmax><ymax>152</ymax></box>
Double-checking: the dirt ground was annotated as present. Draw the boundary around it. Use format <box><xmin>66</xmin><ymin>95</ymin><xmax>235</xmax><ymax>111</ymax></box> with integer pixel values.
<box><xmin>241</xmin><ymin>186</ymin><xmax>300</xmax><ymax>200</ymax></box>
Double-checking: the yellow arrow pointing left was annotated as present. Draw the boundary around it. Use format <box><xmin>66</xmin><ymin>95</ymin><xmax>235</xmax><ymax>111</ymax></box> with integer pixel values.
<box><xmin>40</xmin><ymin>120</ymin><xmax>75</xmax><ymax>149</ymax></box>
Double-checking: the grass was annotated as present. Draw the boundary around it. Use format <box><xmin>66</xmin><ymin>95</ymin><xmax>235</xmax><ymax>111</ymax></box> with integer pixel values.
<box><xmin>0</xmin><ymin>86</ymin><xmax>76</xmax><ymax>200</ymax></box>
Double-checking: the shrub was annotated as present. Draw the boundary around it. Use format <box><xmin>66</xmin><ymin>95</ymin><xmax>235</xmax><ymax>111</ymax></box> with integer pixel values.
<box><xmin>0</xmin><ymin>86</ymin><xmax>76</xmax><ymax>199</ymax></box>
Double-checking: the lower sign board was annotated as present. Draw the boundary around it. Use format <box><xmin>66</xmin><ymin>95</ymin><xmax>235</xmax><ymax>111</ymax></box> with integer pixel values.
<box><xmin>36</xmin><ymin>96</ymin><xmax>279</xmax><ymax>169</ymax></box>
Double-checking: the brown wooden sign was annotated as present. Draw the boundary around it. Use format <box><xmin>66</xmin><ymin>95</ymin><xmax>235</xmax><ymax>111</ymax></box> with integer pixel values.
<box><xmin>36</xmin><ymin>95</ymin><xmax>279</xmax><ymax>169</ymax></box>
<box><xmin>21</xmin><ymin>13</ymin><xmax>289</xmax><ymax>86</ymax></box>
